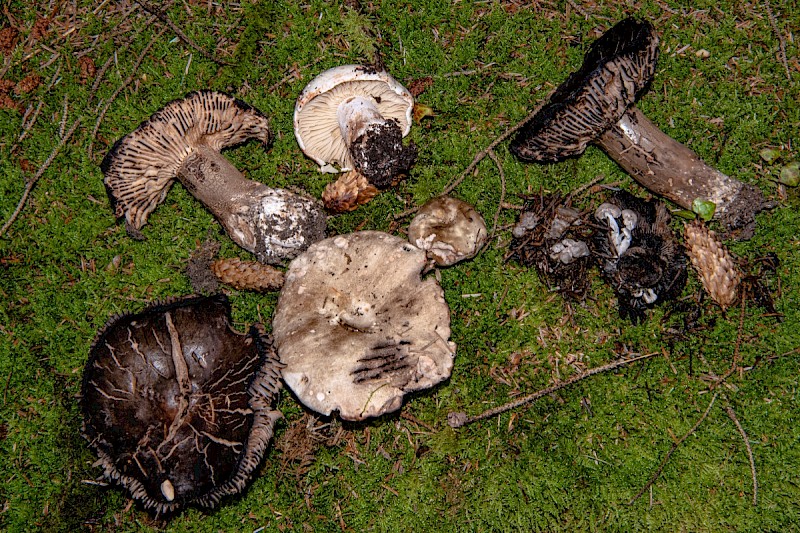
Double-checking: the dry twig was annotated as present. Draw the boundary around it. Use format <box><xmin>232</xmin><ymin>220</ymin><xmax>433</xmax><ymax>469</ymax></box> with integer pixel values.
<box><xmin>628</xmin><ymin>391</ymin><xmax>719</xmax><ymax>505</ymax></box>
<box><xmin>135</xmin><ymin>0</ymin><xmax>232</xmax><ymax>66</ymax></box>
<box><xmin>724</xmin><ymin>404</ymin><xmax>758</xmax><ymax>505</ymax></box>
<box><xmin>447</xmin><ymin>352</ymin><xmax>659</xmax><ymax>428</ymax></box>
<box><xmin>0</xmin><ymin>118</ymin><xmax>82</xmax><ymax>237</ymax></box>
<box><xmin>87</xmin><ymin>26</ymin><xmax>166</xmax><ymax>160</ymax></box>
<box><xmin>486</xmin><ymin>148</ymin><xmax>506</xmax><ymax>239</ymax></box>
<box><xmin>763</xmin><ymin>0</ymin><xmax>792</xmax><ymax>81</ymax></box>
<box><xmin>394</xmin><ymin>91</ymin><xmax>554</xmax><ymax>221</ymax></box>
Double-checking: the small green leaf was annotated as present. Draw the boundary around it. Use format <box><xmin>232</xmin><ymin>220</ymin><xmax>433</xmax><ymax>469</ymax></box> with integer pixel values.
<box><xmin>691</xmin><ymin>198</ymin><xmax>716</xmax><ymax>221</ymax></box>
<box><xmin>759</xmin><ymin>148</ymin><xmax>781</xmax><ymax>163</ymax></box>
<box><xmin>779</xmin><ymin>161</ymin><xmax>800</xmax><ymax>187</ymax></box>
<box><xmin>673</xmin><ymin>209</ymin><xmax>697</xmax><ymax>220</ymax></box>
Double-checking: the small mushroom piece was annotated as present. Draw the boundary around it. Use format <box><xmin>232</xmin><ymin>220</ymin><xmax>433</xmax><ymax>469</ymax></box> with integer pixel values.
<box><xmin>407</xmin><ymin>196</ymin><xmax>488</xmax><ymax>267</ymax></box>
<box><xmin>294</xmin><ymin>65</ymin><xmax>417</xmax><ymax>188</ymax></box>
<box><xmin>81</xmin><ymin>295</ymin><xmax>283</xmax><ymax>514</ymax></box>
<box><xmin>102</xmin><ymin>90</ymin><xmax>326</xmax><ymax>264</ymax></box>
<box><xmin>592</xmin><ymin>191</ymin><xmax>688</xmax><ymax>322</ymax></box>
<box><xmin>510</xmin><ymin>194</ymin><xmax>594</xmax><ymax>300</ymax></box>
<box><xmin>510</xmin><ymin>18</ymin><xmax>768</xmax><ymax>234</ymax></box>
<box><xmin>272</xmin><ymin>231</ymin><xmax>456</xmax><ymax>421</ymax></box>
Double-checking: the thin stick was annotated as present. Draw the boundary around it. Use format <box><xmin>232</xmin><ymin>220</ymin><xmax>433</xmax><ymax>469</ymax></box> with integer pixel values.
<box><xmin>11</xmin><ymin>100</ymin><xmax>44</xmax><ymax>153</ymax></box>
<box><xmin>0</xmin><ymin>118</ymin><xmax>82</xmax><ymax>237</ymax></box>
<box><xmin>724</xmin><ymin>404</ymin><xmax>758</xmax><ymax>505</ymax></box>
<box><xmin>628</xmin><ymin>391</ymin><xmax>719</xmax><ymax>505</ymax></box>
<box><xmin>135</xmin><ymin>0</ymin><xmax>232</xmax><ymax>66</ymax></box>
<box><xmin>486</xmin><ymin>148</ymin><xmax>506</xmax><ymax>239</ymax></box>
<box><xmin>763</xmin><ymin>0</ymin><xmax>791</xmax><ymax>81</ymax></box>
<box><xmin>87</xmin><ymin>27</ymin><xmax>166</xmax><ymax>160</ymax></box>
<box><xmin>447</xmin><ymin>352</ymin><xmax>659</xmax><ymax>428</ymax></box>
<box><xmin>393</xmin><ymin>92</ymin><xmax>553</xmax><ymax>221</ymax></box>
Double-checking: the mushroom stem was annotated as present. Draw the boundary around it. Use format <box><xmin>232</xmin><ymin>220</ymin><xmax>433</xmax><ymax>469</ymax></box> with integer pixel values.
<box><xmin>337</xmin><ymin>96</ymin><xmax>386</xmax><ymax>147</ymax></box>
<box><xmin>335</xmin><ymin>96</ymin><xmax>417</xmax><ymax>189</ymax></box>
<box><xmin>176</xmin><ymin>145</ymin><xmax>326</xmax><ymax>264</ymax></box>
<box><xmin>597</xmin><ymin>106</ymin><xmax>766</xmax><ymax>232</ymax></box>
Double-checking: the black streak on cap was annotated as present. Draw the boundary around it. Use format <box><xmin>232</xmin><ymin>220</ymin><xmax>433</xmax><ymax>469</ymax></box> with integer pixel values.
<box><xmin>80</xmin><ymin>294</ymin><xmax>282</xmax><ymax>515</ymax></box>
<box><xmin>510</xmin><ymin>18</ymin><xmax>659</xmax><ymax>162</ymax></box>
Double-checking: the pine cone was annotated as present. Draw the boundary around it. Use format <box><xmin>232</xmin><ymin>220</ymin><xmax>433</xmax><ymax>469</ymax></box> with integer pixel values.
<box><xmin>210</xmin><ymin>258</ymin><xmax>284</xmax><ymax>292</ymax></box>
<box><xmin>322</xmin><ymin>171</ymin><xmax>378</xmax><ymax>213</ymax></box>
<box><xmin>684</xmin><ymin>220</ymin><xmax>741</xmax><ymax>309</ymax></box>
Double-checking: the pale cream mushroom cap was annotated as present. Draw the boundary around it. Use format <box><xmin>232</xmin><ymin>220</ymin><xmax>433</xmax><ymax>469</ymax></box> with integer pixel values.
<box><xmin>273</xmin><ymin>231</ymin><xmax>456</xmax><ymax>421</ymax></box>
<box><xmin>408</xmin><ymin>196</ymin><xmax>488</xmax><ymax>266</ymax></box>
<box><xmin>293</xmin><ymin>65</ymin><xmax>414</xmax><ymax>173</ymax></box>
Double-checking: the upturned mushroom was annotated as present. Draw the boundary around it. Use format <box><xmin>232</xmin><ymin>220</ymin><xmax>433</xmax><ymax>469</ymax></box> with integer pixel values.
<box><xmin>81</xmin><ymin>294</ymin><xmax>283</xmax><ymax>514</ymax></box>
<box><xmin>407</xmin><ymin>196</ymin><xmax>488</xmax><ymax>267</ymax></box>
<box><xmin>293</xmin><ymin>65</ymin><xmax>417</xmax><ymax>189</ymax></box>
<box><xmin>102</xmin><ymin>90</ymin><xmax>326</xmax><ymax>264</ymax></box>
<box><xmin>509</xmin><ymin>18</ymin><xmax>768</xmax><ymax>235</ymax></box>
<box><xmin>272</xmin><ymin>231</ymin><xmax>456</xmax><ymax>421</ymax></box>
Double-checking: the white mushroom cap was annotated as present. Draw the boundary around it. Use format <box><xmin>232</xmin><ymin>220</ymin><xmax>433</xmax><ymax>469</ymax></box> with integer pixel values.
<box><xmin>273</xmin><ymin>231</ymin><xmax>456</xmax><ymax>421</ymax></box>
<box><xmin>293</xmin><ymin>65</ymin><xmax>414</xmax><ymax>173</ymax></box>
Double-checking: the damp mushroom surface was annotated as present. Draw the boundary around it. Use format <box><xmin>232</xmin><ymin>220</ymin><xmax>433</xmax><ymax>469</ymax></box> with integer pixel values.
<box><xmin>80</xmin><ymin>295</ymin><xmax>283</xmax><ymax>515</ymax></box>
<box><xmin>293</xmin><ymin>65</ymin><xmax>418</xmax><ymax>189</ymax></box>
<box><xmin>509</xmin><ymin>18</ymin><xmax>768</xmax><ymax>236</ymax></box>
<box><xmin>101</xmin><ymin>90</ymin><xmax>326</xmax><ymax>264</ymax></box>
<box><xmin>272</xmin><ymin>231</ymin><xmax>456</xmax><ymax>421</ymax></box>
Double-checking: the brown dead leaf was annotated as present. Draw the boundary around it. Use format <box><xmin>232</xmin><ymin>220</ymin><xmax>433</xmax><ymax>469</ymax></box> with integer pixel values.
<box><xmin>0</xmin><ymin>26</ymin><xmax>19</xmax><ymax>55</ymax></box>
<box><xmin>78</xmin><ymin>56</ymin><xmax>96</xmax><ymax>83</ymax></box>
<box><xmin>14</xmin><ymin>74</ymin><xmax>41</xmax><ymax>95</ymax></box>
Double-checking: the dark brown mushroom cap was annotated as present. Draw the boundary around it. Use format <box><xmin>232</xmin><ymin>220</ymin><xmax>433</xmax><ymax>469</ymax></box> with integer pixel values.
<box><xmin>101</xmin><ymin>91</ymin><xmax>271</xmax><ymax>232</ymax></box>
<box><xmin>81</xmin><ymin>294</ymin><xmax>282</xmax><ymax>515</ymax></box>
<box><xmin>510</xmin><ymin>18</ymin><xmax>658</xmax><ymax>162</ymax></box>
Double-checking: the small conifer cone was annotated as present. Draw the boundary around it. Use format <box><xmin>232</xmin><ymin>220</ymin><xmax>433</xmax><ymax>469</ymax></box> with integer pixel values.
<box><xmin>210</xmin><ymin>258</ymin><xmax>284</xmax><ymax>292</ymax></box>
<box><xmin>684</xmin><ymin>220</ymin><xmax>742</xmax><ymax>309</ymax></box>
<box><xmin>322</xmin><ymin>170</ymin><xmax>378</xmax><ymax>213</ymax></box>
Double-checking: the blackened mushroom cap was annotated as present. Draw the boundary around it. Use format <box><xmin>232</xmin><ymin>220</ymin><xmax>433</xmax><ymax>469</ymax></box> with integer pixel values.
<box><xmin>101</xmin><ymin>90</ymin><xmax>271</xmax><ymax>232</ymax></box>
<box><xmin>80</xmin><ymin>294</ymin><xmax>283</xmax><ymax>515</ymax></box>
<box><xmin>510</xmin><ymin>18</ymin><xmax>658</xmax><ymax>162</ymax></box>
<box><xmin>272</xmin><ymin>231</ymin><xmax>456</xmax><ymax>421</ymax></box>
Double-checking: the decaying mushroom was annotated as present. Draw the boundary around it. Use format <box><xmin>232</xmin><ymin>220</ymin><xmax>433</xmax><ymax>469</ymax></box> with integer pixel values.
<box><xmin>509</xmin><ymin>194</ymin><xmax>594</xmax><ymax>300</ymax></box>
<box><xmin>102</xmin><ymin>90</ymin><xmax>326</xmax><ymax>264</ymax></box>
<box><xmin>407</xmin><ymin>196</ymin><xmax>488</xmax><ymax>267</ymax></box>
<box><xmin>509</xmin><ymin>18</ymin><xmax>768</xmax><ymax>235</ymax></box>
<box><xmin>592</xmin><ymin>191</ymin><xmax>687</xmax><ymax>322</ymax></box>
<box><xmin>81</xmin><ymin>295</ymin><xmax>283</xmax><ymax>514</ymax></box>
<box><xmin>272</xmin><ymin>231</ymin><xmax>456</xmax><ymax>421</ymax></box>
<box><xmin>294</xmin><ymin>65</ymin><xmax>417</xmax><ymax>189</ymax></box>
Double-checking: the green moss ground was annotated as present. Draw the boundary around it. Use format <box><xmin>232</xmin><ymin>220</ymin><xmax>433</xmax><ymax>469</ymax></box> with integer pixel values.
<box><xmin>0</xmin><ymin>1</ymin><xmax>798</xmax><ymax>531</ymax></box>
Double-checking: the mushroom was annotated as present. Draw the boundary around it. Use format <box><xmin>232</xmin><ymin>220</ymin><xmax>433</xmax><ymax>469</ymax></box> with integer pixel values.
<box><xmin>293</xmin><ymin>65</ymin><xmax>417</xmax><ymax>189</ymax></box>
<box><xmin>80</xmin><ymin>294</ymin><xmax>283</xmax><ymax>514</ymax></box>
<box><xmin>272</xmin><ymin>231</ymin><xmax>456</xmax><ymax>421</ymax></box>
<box><xmin>407</xmin><ymin>196</ymin><xmax>488</xmax><ymax>267</ymax></box>
<box><xmin>509</xmin><ymin>18</ymin><xmax>768</xmax><ymax>235</ymax></box>
<box><xmin>102</xmin><ymin>90</ymin><xmax>326</xmax><ymax>264</ymax></box>
<box><xmin>592</xmin><ymin>191</ymin><xmax>687</xmax><ymax>322</ymax></box>
<box><xmin>509</xmin><ymin>194</ymin><xmax>594</xmax><ymax>300</ymax></box>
